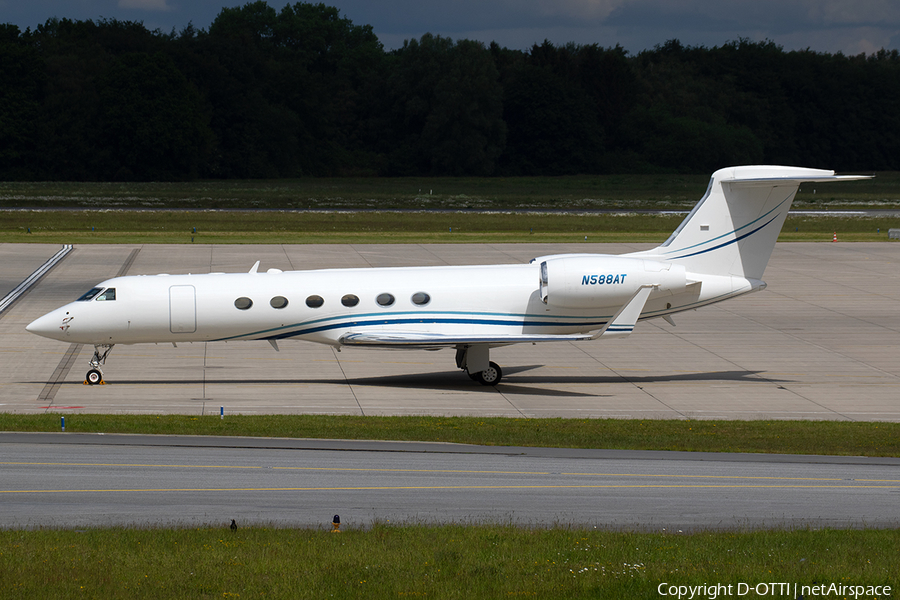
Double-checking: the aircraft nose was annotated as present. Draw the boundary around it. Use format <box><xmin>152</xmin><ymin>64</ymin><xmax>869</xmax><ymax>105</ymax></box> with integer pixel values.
<box><xmin>26</xmin><ymin>309</ymin><xmax>70</xmax><ymax>341</ymax></box>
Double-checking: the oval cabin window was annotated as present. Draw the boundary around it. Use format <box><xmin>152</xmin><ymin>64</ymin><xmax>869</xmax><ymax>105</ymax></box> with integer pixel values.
<box><xmin>270</xmin><ymin>296</ymin><xmax>288</xmax><ymax>309</ymax></box>
<box><xmin>306</xmin><ymin>295</ymin><xmax>324</xmax><ymax>308</ymax></box>
<box><xmin>234</xmin><ymin>297</ymin><xmax>253</xmax><ymax>310</ymax></box>
<box><xmin>411</xmin><ymin>292</ymin><xmax>430</xmax><ymax>306</ymax></box>
<box><xmin>376</xmin><ymin>293</ymin><xmax>395</xmax><ymax>307</ymax></box>
<box><xmin>341</xmin><ymin>294</ymin><xmax>359</xmax><ymax>307</ymax></box>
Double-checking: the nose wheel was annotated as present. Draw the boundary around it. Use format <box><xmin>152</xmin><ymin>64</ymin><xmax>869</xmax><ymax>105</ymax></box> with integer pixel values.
<box><xmin>84</xmin><ymin>344</ymin><xmax>113</xmax><ymax>385</ymax></box>
<box><xmin>85</xmin><ymin>368</ymin><xmax>104</xmax><ymax>385</ymax></box>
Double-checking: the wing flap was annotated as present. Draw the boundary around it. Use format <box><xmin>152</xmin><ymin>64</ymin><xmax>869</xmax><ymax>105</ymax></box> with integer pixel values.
<box><xmin>339</xmin><ymin>331</ymin><xmax>593</xmax><ymax>349</ymax></box>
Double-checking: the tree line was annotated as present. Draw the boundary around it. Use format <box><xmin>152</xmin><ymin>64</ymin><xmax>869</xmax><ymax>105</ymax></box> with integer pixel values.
<box><xmin>2</xmin><ymin>1</ymin><xmax>899</xmax><ymax>181</ymax></box>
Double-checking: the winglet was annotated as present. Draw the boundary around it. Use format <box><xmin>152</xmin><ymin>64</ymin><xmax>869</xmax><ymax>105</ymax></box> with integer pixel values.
<box><xmin>249</xmin><ymin>261</ymin><xmax>260</xmax><ymax>274</ymax></box>
<box><xmin>268</xmin><ymin>339</ymin><xmax>279</xmax><ymax>352</ymax></box>
<box><xmin>592</xmin><ymin>285</ymin><xmax>656</xmax><ymax>340</ymax></box>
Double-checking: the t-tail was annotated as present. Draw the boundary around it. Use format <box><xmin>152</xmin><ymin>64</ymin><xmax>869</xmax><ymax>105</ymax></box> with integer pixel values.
<box><xmin>633</xmin><ymin>165</ymin><xmax>870</xmax><ymax>280</ymax></box>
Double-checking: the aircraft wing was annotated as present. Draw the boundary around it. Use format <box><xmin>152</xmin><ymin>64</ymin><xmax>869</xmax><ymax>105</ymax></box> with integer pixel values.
<box><xmin>338</xmin><ymin>331</ymin><xmax>594</xmax><ymax>349</ymax></box>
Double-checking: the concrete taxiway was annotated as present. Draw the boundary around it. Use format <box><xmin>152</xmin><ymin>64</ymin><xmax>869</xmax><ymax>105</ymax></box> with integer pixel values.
<box><xmin>2</xmin><ymin>242</ymin><xmax>899</xmax><ymax>420</ymax></box>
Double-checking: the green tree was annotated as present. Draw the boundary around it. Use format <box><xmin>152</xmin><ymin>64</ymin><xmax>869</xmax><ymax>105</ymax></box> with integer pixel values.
<box><xmin>0</xmin><ymin>25</ymin><xmax>43</xmax><ymax>179</ymax></box>
<box><xmin>499</xmin><ymin>42</ymin><xmax>609</xmax><ymax>174</ymax></box>
<box><xmin>384</xmin><ymin>34</ymin><xmax>506</xmax><ymax>175</ymax></box>
<box><xmin>97</xmin><ymin>52</ymin><xmax>212</xmax><ymax>179</ymax></box>
<box><xmin>26</xmin><ymin>18</ymin><xmax>177</xmax><ymax>179</ymax></box>
<box><xmin>3</xmin><ymin>6</ymin><xmax>900</xmax><ymax>179</ymax></box>
<box><xmin>205</xmin><ymin>1</ymin><xmax>384</xmax><ymax>176</ymax></box>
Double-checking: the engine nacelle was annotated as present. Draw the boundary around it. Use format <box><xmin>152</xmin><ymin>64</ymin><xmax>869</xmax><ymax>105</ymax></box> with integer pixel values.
<box><xmin>539</xmin><ymin>255</ymin><xmax>686</xmax><ymax>309</ymax></box>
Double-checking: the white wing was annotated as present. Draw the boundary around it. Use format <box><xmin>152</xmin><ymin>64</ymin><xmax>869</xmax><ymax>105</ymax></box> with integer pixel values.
<box><xmin>339</xmin><ymin>331</ymin><xmax>593</xmax><ymax>349</ymax></box>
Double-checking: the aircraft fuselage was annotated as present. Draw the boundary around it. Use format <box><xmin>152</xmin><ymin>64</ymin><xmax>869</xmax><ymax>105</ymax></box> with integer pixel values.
<box><xmin>27</xmin><ymin>258</ymin><xmax>745</xmax><ymax>347</ymax></box>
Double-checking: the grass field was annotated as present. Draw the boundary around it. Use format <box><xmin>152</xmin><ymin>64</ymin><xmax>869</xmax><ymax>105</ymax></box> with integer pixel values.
<box><xmin>1</xmin><ymin>172</ymin><xmax>896</xmax><ymax>210</ymax></box>
<box><xmin>1</xmin><ymin>526</ymin><xmax>896</xmax><ymax>600</ymax></box>
<box><xmin>1</xmin><ymin>174</ymin><xmax>717</xmax><ymax>210</ymax></box>
<box><xmin>2</xmin><ymin>414</ymin><xmax>898</xmax><ymax>457</ymax></box>
<box><xmin>1</xmin><ymin>173</ymin><xmax>899</xmax><ymax>244</ymax></box>
<box><xmin>2</xmin><ymin>210</ymin><xmax>899</xmax><ymax>244</ymax></box>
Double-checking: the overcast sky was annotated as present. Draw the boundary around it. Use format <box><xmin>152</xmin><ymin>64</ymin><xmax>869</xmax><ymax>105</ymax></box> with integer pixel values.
<box><xmin>3</xmin><ymin>0</ymin><xmax>899</xmax><ymax>55</ymax></box>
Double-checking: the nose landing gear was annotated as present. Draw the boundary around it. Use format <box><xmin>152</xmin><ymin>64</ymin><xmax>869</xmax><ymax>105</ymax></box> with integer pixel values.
<box><xmin>84</xmin><ymin>344</ymin><xmax>114</xmax><ymax>385</ymax></box>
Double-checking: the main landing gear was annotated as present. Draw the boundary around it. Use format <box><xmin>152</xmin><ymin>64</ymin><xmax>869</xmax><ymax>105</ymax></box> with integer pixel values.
<box><xmin>467</xmin><ymin>361</ymin><xmax>503</xmax><ymax>386</ymax></box>
<box><xmin>85</xmin><ymin>344</ymin><xmax>114</xmax><ymax>385</ymax></box>
<box><xmin>456</xmin><ymin>346</ymin><xmax>503</xmax><ymax>386</ymax></box>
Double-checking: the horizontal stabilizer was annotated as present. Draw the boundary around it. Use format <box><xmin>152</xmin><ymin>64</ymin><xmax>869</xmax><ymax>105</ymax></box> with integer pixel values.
<box><xmin>339</xmin><ymin>331</ymin><xmax>593</xmax><ymax>349</ymax></box>
<box><xmin>591</xmin><ymin>285</ymin><xmax>655</xmax><ymax>340</ymax></box>
<box><xmin>722</xmin><ymin>174</ymin><xmax>872</xmax><ymax>186</ymax></box>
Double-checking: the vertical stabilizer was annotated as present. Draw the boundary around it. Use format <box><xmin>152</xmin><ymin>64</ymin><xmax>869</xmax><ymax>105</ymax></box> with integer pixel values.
<box><xmin>633</xmin><ymin>166</ymin><xmax>869</xmax><ymax>280</ymax></box>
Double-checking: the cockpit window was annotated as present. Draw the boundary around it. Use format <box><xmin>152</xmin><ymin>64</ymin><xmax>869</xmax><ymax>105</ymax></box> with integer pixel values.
<box><xmin>96</xmin><ymin>288</ymin><xmax>116</xmax><ymax>301</ymax></box>
<box><xmin>77</xmin><ymin>287</ymin><xmax>103</xmax><ymax>301</ymax></box>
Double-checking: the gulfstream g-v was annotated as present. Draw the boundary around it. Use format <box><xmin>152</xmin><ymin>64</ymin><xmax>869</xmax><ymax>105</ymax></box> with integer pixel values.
<box><xmin>26</xmin><ymin>166</ymin><xmax>869</xmax><ymax>386</ymax></box>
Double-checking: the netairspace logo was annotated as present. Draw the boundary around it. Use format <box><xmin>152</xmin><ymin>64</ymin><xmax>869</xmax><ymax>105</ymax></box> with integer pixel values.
<box><xmin>657</xmin><ymin>582</ymin><xmax>892</xmax><ymax>599</ymax></box>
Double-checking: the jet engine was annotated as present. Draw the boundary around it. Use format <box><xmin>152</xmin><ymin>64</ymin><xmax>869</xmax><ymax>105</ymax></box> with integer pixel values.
<box><xmin>538</xmin><ymin>255</ymin><xmax>687</xmax><ymax>309</ymax></box>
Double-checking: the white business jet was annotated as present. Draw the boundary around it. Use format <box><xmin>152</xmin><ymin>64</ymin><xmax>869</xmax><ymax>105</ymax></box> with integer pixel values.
<box><xmin>27</xmin><ymin>166</ymin><xmax>868</xmax><ymax>386</ymax></box>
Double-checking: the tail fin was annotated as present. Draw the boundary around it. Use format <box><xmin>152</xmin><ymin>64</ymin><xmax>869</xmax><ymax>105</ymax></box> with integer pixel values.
<box><xmin>636</xmin><ymin>166</ymin><xmax>870</xmax><ymax>280</ymax></box>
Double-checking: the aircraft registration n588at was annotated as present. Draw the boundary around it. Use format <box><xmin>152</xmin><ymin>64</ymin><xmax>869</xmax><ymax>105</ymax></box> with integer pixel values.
<box><xmin>27</xmin><ymin>166</ymin><xmax>869</xmax><ymax>386</ymax></box>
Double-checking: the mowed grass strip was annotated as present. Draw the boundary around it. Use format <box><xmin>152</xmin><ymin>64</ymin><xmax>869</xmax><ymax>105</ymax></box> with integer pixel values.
<box><xmin>1</xmin><ymin>526</ymin><xmax>896</xmax><ymax>599</ymax></box>
<box><xmin>2</xmin><ymin>414</ymin><xmax>898</xmax><ymax>457</ymax></box>
<box><xmin>2</xmin><ymin>210</ymin><xmax>900</xmax><ymax>244</ymax></box>
<box><xmin>0</xmin><ymin>210</ymin><xmax>684</xmax><ymax>244</ymax></box>
<box><xmin>0</xmin><ymin>174</ymin><xmax>713</xmax><ymax>210</ymax></box>
<box><xmin>0</xmin><ymin>172</ymin><xmax>896</xmax><ymax>210</ymax></box>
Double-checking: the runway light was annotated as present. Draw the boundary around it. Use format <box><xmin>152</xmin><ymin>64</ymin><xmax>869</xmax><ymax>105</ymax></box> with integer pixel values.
<box><xmin>61</xmin><ymin>416</ymin><xmax>65</xmax><ymax>432</ymax></box>
<box><xmin>331</xmin><ymin>514</ymin><xmax>341</xmax><ymax>533</ymax></box>
<box><xmin>220</xmin><ymin>406</ymin><xmax>224</xmax><ymax>420</ymax></box>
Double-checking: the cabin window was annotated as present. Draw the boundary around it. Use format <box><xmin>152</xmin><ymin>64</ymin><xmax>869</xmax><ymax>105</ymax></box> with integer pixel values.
<box><xmin>341</xmin><ymin>294</ymin><xmax>359</xmax><ymax>307</ymax></box>
<box><xmin>376</xmin><ymin>293</ymin><xmax>395</xmax><ymax>307</ymax></box>
<box><xmin>96</xmin><ymin>288</ymin><xmax>116</xmax><ymax>301</ymax></box>
<box><xmin>234</xmin><ymin>297</ymin><xmax>253</xmax><ymax>310</ymax></box>
<box><xmin>270</xmin><ymin>296</ymin><xmax>289</xmax><ymax>309</ymax></box>
<box><xmin>306</xmin><ymin>295</ymin><xmax>324</xmax><ymax>308</ymax></box>
<box><xmin>411</xmin><ymin>292</ymin><xmax>430</xmax><ymax>306</ymax></box>
<box><xmin>77</xmin><ymin>287</ymin><xmax>103</xmax><ymax>302</ymax></box>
